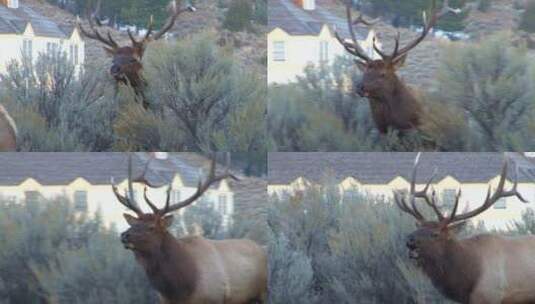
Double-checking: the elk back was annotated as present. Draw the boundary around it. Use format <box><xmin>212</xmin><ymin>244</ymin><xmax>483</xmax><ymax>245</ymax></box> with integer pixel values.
<box><xmin>180</xmin><ymin>236</ymin><xmax>267</xmax><ymax>304</ymax></box>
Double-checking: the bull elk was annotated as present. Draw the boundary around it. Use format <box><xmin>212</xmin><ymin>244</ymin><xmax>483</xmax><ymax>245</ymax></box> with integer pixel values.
<box><xmin>0</xmin><ymin>104</ymin><xmax>17</xmax><ymax>151</ymax></box>
<box><xmin>335</xmin><ymin>0</ymin><xmax>461</xmax><ymax>134</ymax></box>
<box><xmin>112</xmin><ymin>155</ymin><xmax>268</xmax><ymax>304</ymax></box>
<box><xmin>77</xmin><ymin>0</ymin><xmax>195</xmax><ymax>109</ymax></box>
<box><xmin>394</xmin><ymin>154</ymin><xmax>535</xmax><ymax>303</ymax></box>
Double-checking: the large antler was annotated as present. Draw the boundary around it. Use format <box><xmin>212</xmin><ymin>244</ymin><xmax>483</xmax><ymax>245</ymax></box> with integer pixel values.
<box><xmin>119</xmin><ymin>153</ymin><xmax>237</xmax><ymax>216</ymax></box>
<box><xmin>111</xmin><ymin>154</ymin><xmax>153</xmax><ymax>215</ymax></box>
<box><xmin>394</xmin><ymin>153</ymin><xmax>447</xmax><ymax>223</ymax></box>
<box><xmin>127</xmin><ymin>0</ymin><xmax>196</xmax><ymax>51</ymax></box>
<box><xmin>374</xmin><ymin>0</ymin><xmax>462</xmax><ymax>63</ymax></box>
<box><xmin>152</xmin><ymin>155</ymin><xmax>238</xmax><ymax>216</ymax></box>
<box><xmin>395</xmin><ymin>153</ymin><xmax>528</xmax><ymax>226</ymax></box>
<box><xmin>76</xmin><ymin>0</ymin><xmax>119</xmax><ymax>52</ymax></box>
<box><xmin>334</xmin><ymin>0</ymin><xmax>378</xmax><ymax>63</ymax></box>
<box><xmin>446</xmin><ymin>161</ymin><xmax>528</xmax><ymax>225</ymax></box>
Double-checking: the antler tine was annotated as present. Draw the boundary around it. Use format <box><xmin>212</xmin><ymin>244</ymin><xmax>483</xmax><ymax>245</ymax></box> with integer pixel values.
<box><xmin>447</xmin><ymin>161</ymin><xmax>528</xmax><ymax>225</ymax></box>
<box><xmin>391</xmin><ymin>0</ymin><xmax>460</xmax><ymax>61</ymax></box>
<box><xmin>393</xmin><ymin>190</ymin><xmax>425</xmax><ymax>222</ymax></box>
<box><xmin>77</xmin><ymin>0</ymin><xmax>118</xmax><ymax>50</ymax></box>
<box><xmin>413</xmin><ymin>168</ymin><xmax>445</xmax><ymax>221</ymax></box>
<box><xmin>110</xmin><ymin>155</ymin><xmax>144</xmax><ymax>215</ymax></box>
<box><xmin>143</xmin><ymin>187</ymin><xmax>160</xmax><ymax>213</ymax></box>
<box><xmin>151</xmin><ymin>0</ymin><xmax>196</xmax><ymax>41</ymax></box>
<box><xmin>160</xmin><ymin>154</ymin><xmax>237</xmax><ymax>215</ymax></box>
<box><xmin>447</xmin><ymin>189</ymin><xmax>462</xmax><ymax>220</ymax></box>
<box><xmin>372</xmin><ymin>37</ymin><xmax>388</xmax><ymax>59</ymax></box>
<box><xmin>334</xmin><ymin>1</ymin><xmax>373</xmax><ymax>62</ymax></box>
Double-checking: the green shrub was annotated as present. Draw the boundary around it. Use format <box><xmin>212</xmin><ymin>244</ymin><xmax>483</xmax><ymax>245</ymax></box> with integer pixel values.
<box><xmin>477</xmin><ymin>0</ymin><xmax>492</xmax><ymax>12</ymax></box>
<box><xmin>0</xmin><ymin>196</ymin><xmax>156</xmax><ymax>303</ymax></box>
<box><xmin>520</xmin><ymin>0</ymin><xmax>535</xmax><ymax>33</ymax></box>
<box><xmin>144</xmin><ymin>34</ymin><xmax>266</xmax><ymax>152</ymax></box>
<box><xmin>437</xmin><ymin>32</ymin><xmax>535</xmax><ymax>151</ymax></box>
<box><xmin>0</xmin><ymin>32</ymin><xmax>266</xmax><ymax>152</ymax></box>
<box><xmin>223</xmin><ymin>0</ymin><xmax>253</xmax><ymax>32</ymax></box>
<box><xmin>267</xmin><ymin>185</ymin><xmax>450</xmax><ymax>303</ymax></box>
<box><xmin>254</xmin><ymin>0</ymin><xmax>267</xmax><ymax>25</ymax></box>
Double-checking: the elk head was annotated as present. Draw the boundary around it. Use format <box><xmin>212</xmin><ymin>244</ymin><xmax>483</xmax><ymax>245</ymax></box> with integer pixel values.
<box><xmin>77</xmin><ymin>0</ymin><xmax>195</xmax><ymax>108</ymax></box>
<box><xmin>335</xmin><ymin>0</ymin><xmax>461</xmax><ymax>133</ymax></box>
<box><xmin>394</xmin><ymin>154</ymin><xmax>527</xmax><ymax>263</ymax></box>
<box><xmin>111</xmin><ymin>154</ymin><xmax>236</xmax><ymax>255</ymax></box>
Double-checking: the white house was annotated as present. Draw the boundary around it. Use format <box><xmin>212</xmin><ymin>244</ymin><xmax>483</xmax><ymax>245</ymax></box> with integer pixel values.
<box><xmin>268</xmin><ymin>0</ymin><xmax>380</xmax><ymax>84</ymax></box>
<box><xmin>268</xmin><ymin>152</ymin><xmax>535</xmax><ymax>231</ymax></box>
<box><xmin>0</xmin><ymin>153</ymin><xmax>244</xmax><ymax>232</ymax></box>
<box><xmin>0</xmin><ymin>0</ymin><xmax>84</xmax><ymax>74</ymax></box>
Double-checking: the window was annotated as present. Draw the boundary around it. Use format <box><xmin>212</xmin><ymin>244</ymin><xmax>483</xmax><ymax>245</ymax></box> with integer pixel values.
<box><xmin>5</xmin><ymin>196</ymin><xmax>17</xmax><ymax>204</ymax></box>
<box><xmin>8</xmin><ymin>0</ymin><xmax>19</xmax><ymax>9</ymax></box>
<box><xmin>25</xmin><ymin>191</ymin><xmax>39</xmax><ymax>206</ymax></box>
<box><xmin>319</xmin><ymin>41</ymin><xmax>329</xmax><ymax>62</ymax></box>
<box><xmin>47</xmin><ymin>42</ymin><xmax>59</xmax><ymax>55</ymax></box>
<box><xmin>273</xmin><ymin>41</ymin><xmax>286</xmax><ymax>62</ymax></box>
<box><xmin>171</xmin><ymin>189</ymin><xmax>181</xmax><ymax>202</ymax></box>
<box><xmin>343</xmin><ymin>188</ymin><xmax>359</xmax><ymax>202</ymax></box>
<box><xmin>70</xmin><ymin>45</ymin><xmax>79</xmax><ymax>65</ymax></box>
<box><xmin>218</xmin><ymin>194</ymin><xmax>227</xmax><ymax>215</ymax></box>
<box><xmin>23</xmin><ymin>39</ymin><xmax>32</xmax><ymax>60</ymax></box>
<box><xmin>494</xmin><ymin>198</ymin><xmax>506</xmax><ymax>209</ymax></box>
<box><xmin>74</xmin><ymin>191</ymin><xmax>88</xmax><ymax>212</ymax></box>
<box><xmin>74</xmin><ymin>45</ymin><xmax>79</xmax><ymax>65</ymax></box>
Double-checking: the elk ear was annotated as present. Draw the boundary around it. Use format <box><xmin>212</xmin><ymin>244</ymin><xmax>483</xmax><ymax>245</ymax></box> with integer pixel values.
<box><xmin>161</xmin><ymin>215</ymin><xmax>174</xmax><ymax>228</ymax></box>
<box><xmin>446</xmin><ymin>221</ymin><xmax>467</xmax><ymax>235</ymax></box>
<box><xmin>354</xmin><ymin>60</ymin><xmax>367</xmax><ymax>72</ymax></box>
<box><xmin>392</xmin><ymin>54</ymin><xmax>408</xmax><ymax>69</ymax></box>
<box><xmin>123</xmin><ymin>213</ymin><xmax>139</xmax><ymax>226</ymax></box>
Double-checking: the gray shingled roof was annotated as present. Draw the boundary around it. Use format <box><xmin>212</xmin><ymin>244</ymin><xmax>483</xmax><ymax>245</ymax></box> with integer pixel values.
<box><xmin>268</xmin><ymin>0</ymin><xmax>369</xmax><ymax>39</ymax></box>
<box><xmin>0</xmin><ymin>3</ymin><xmax>74</xmax><ymax>38</ymax></box>
<box><xmin>0</xmin><ymin>153</ymin><xmax>218</xmax><ymax>188</ymax></box>
<box><xmin>268</xmin><ymin>153</ymin><xmax>535</xmax><ymax>185</ymax></box>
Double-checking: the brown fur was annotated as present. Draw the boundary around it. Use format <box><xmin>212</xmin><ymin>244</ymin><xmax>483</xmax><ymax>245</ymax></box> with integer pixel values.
<box><xmin>356</xmin><ymin>60</ymin><xmax>423</xmax><ymax>134</ymax></box>
<box><xmin>408</xmin><ymin>223</ymin><xmax>535</xmax><ymax>304</ymax></box>
<box><xmin>106</xmin><ymin>46</ymin><xmax>149</xmax><ymax>109</ymax></box>
<box><xmin>122</xmin><ymin>214</ymin><xmax>268</xmax><ymax>304</ymax></box>
<box><xmin>0</xmin><ymin>104</ymin><xmax>17</xmax><ymax>151</ymax></box>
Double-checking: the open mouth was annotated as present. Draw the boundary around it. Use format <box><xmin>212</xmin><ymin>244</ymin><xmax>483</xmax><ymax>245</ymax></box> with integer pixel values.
<box><xmin>408</xmin><ymin>248</ymin><xmax>419</xmax><ymax>260</ymax></box>
<box><xmin>123</xmin><ymin>242</ymin><xmax>135</xmax><ymax>250</ymax></box>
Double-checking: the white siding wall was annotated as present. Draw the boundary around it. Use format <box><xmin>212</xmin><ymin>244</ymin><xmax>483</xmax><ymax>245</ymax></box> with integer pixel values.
<box><xmin>0</xmin><ymin>178</ymin><xmax>234</xmax><ymax>233</ymax></box>
<box><xmin>268</xmin><ymin>178</ymin><xmax>535</xmax><ymax>231</ymax></box>
<box><xmin>0</xmin><ymin>26</ymin><xmax>85</xmax><ymax>75</ymax></box>
<box><xmin>268</xmin><ymin>26</ymin><xmax>379</xmax><ymax>84</ymax></box>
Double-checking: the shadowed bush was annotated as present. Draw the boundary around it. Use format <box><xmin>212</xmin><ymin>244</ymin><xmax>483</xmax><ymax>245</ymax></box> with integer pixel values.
<box><xmin>0</xmin><ymin>33</ymin><xmax>266</xmax><ymax>153</ymax></box>
<box><xmin>0</xmin><ymin>197</ymin><xmax>156</xmax><ymax>304</ymax></box>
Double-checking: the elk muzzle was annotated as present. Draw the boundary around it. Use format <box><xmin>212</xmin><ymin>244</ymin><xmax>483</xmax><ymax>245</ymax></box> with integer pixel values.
<box><xmin>406</xmin><ymin>236</ymin><xmax>419</xmax><ymax>259</ymax></box>
<box><xmin>121</xmin><ymin>231</ymin><xmax>136</xmax><ymax>250</ymax></box>
<box><xmin>356</xmin><ymin>83</ymin><xmax>368</xmax><ymax>98</ymax></box>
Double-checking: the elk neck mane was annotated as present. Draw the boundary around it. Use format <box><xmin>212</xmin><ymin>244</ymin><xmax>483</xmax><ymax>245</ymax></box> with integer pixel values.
<box><xmin>418</xmin><ymin>237</ymin><xmax>481</xmax><ymax>303</ymax></box>
<box><xmin>134</xmin><ymin>231</ymin><xmax>200</xmax><ymax>302</ymax></box>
